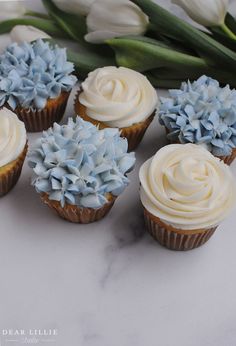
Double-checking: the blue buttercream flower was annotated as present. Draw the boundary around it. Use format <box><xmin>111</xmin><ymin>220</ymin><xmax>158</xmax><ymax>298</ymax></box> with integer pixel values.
<box><xmin>159</xmin><ymin>75</ymin><xmax>236</xmax><ymax>157</ymax></box>
<box><xmin>28</xmin><ymin>117</ymin><xmax>136</xmax><ymax>208</ymax></box>
<box><xmin>0</xmin><ymin>70</ymin><xmax>22</xmax><ymax>109</ymax></box>
<box><xmin>0</xmin><ymin>39</ymin><xmax>77</xmax><ymax>110</ymax></box>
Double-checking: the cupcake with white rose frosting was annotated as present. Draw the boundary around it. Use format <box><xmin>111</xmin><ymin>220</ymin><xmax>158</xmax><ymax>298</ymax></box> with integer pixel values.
<box><xmin>75</xmin><ymin>66</ymin><xmax>158</xmax><ymax>151</ymax></box>
<box><xmin>139</xmin><ymin>144</ymin><xmax>236</xmax><ymax>251</ymax></box>
<box><xmin>0</xmin><ymin>108</ymin><xmax>27</xmax><ymax>196</ymax></box>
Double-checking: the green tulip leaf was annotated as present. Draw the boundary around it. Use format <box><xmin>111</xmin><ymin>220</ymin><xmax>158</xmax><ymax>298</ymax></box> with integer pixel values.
<box><xmin>210</xmin><ymin>27</ymin><xmax>236</xmax><ymax>52</ymax></box>
<box><xmin>225</xmin><ymin>13</ymin><xmax>236</xmax><ymax>35</ymax></box>
<box><xmin>107</xmin><ymin>37</ymin><xmax>208</xmax><ymax>72</ymax></box>
<box><xmin>0</xmin><ymin>18</ymin><xmax>69</xmax><ymax>38</ymax></box>
<box><xmin>146</xmin><ymin>74</ymin><xmax>236</xmax><ymax>88</ymax></box>
<box><xmin>132</xmin><ymin>0</ymin><xmax>236</xmax><ymax>70</ymax></box>
<box><xmin>67</xmin><ymin>48</ymin><xmax>116</xmax><ymax>78</ymax></box>
<box><xmin>42</xmin><ymin>0</ymin><xmax>87</xmax><ymax>43</ymax></box>
<box><xmin>144</xmin><ymin>76</ymin><xmax>183</xmax><ymax>88</ymax></box>
<box><xmin>152</xmin><ymin>65</ymin><xmax>231</xmax><ymax>79</ymax></box>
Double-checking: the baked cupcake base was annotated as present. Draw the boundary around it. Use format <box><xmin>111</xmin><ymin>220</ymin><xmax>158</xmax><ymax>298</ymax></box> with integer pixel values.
<box><xmin>0</xmin><ymin>143</ymin><xmax>28</xmax><ymax>197</ymax></box>
<box><xmin>217</xmin><ymin>148</ymin><xmax>236</xmax><ymax>165</ymax></box>
<box><xmin>41</xmin><ymin>193</ymin><xmax>116</xmax><ymax>224</ymax></box>
<box><xmin>144</xmin><ymin>208</ymin><xmax>217</xmax><ymax>251</ymax></box>
<box><xmin>74</xmin><ymin>91</ymin><xmax>154</xmax><ymax>151</ymax></box>
<box><xmin>14</xmin><ymin>91</ymin><xmax>70</xmax><ymax>133</ymax></box>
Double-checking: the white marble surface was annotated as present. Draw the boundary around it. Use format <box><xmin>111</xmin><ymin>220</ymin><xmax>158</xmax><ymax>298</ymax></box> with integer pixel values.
<box><xmin>0</xmin><ymin>2</ymin><xmax>236</xmax><ymax>346</ymax></box>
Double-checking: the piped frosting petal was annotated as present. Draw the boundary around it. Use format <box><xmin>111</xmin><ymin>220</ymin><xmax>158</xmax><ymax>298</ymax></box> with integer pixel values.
<box><xmin>28</xmin><ymin>117</ymin><xmax>136</xmax><ymax>208</ymax></box>
<box><xmin>159</xmin><ymin>75</ymin><xmax>236</xmax><ymax>156</ymax></box>
<box><xmin>0</xmin><ymin>39</ymin><xmax>77</xmax><ymax>110</ymax></box>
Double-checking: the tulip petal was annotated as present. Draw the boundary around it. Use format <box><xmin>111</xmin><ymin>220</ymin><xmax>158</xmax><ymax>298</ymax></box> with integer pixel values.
<box><xmin>86</xmin><ymin>0</ymin><xmax>149</xmax><ymax>44</ymax></box>
<box><xmin>172</xmin><ymin>0</ymin><xmax>229</xmax><ymax>27</ymax></box>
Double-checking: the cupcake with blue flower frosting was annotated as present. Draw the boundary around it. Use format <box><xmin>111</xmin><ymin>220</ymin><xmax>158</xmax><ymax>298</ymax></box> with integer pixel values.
<box><xmin>0</xmin><ymin>39</ymin><xmax>77</xmax><ymax>132</ymax></box>
<box><xmin>28</xmin><ymin>117</ymin><xmax>136</xmax><ymax>223</ymax></box>
<box><xmin>159</xmin><ymin>75</ymin><xmax>236</xmax><ymax>165</ymax></box>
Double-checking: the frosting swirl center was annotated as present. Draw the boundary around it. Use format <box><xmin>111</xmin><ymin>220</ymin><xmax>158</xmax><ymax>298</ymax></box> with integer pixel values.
<box><xmin>79</xmin><ymin>66</ymin><xmax>158</xmax><ymax>128</ymax></box>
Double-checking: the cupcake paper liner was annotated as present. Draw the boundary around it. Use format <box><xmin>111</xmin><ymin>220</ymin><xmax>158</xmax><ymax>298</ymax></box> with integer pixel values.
<box><xmin>0</xmin><ymin>144</ymin><xmax>28</xmax><ymax>197</ymax></box>
<box><xmin>165</xmin><ymin>127</ymin><xmax>236</xmax><ymax>165</ymax></box>
<box><xmin>144</xmin><ymin>208</ymin><xmax>217</xmax><ymax>251</ymax></box>
<box><xmin>14</xmin><ymin>91</ymin><xmax>70</xmax><ymax>133</ymax></box>
<box><xmin>41</xmin><ymin>193</ymin><xmax>116</xmax><ymax>224</ymax></box>
<box><xmin>120</xmin><ymin>115</ymin><xmax>154</xmax><ymax>151</ymax></box>
<box><xmin>217</xmin><ymin>148</ymin><xmax>236</xmax><ymax>165</ymax></box>
<box><xmin>74</xmin><ymin>91</ymin><xmax>154</xmax><ymax>151</ymax></box>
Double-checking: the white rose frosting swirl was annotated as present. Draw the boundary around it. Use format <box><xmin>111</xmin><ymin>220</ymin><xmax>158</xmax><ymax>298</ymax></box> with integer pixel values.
<box><xmin>139</xmin><ymin>144</ymin><xmax>236</xmax><ymax>230</ymax></box>
<box><xmin>0</xmin><ymin>108</ymin><xmax>27</xmax><ymax>167</ymax></box>
<box><xmin>79</xmin><ymin>66</ymin><xmax>158</xmax><ymax>128</ymax></box>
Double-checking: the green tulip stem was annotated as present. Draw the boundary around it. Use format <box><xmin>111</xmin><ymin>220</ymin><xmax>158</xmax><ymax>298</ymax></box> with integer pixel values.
<box><xmin>0</xmin><ymin>18</ymin><xmax>69</xmax><ymax>38</ymax></box>
<box><xmin>25</xmin><ymin>10</ymin><xmax>50</xmax><ymax>20</ymax></box>
<box><xmin>220</xmin><ymin>23</ymin><xmax>236</xmax><ymax>40</ymax></box>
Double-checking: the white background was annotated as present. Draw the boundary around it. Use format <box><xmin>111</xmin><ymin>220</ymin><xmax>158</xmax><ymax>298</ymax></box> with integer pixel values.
<box><xmin>0</xmin><ymin>1</ymin><xmax>236</xmax><ymax>346</ymax></box>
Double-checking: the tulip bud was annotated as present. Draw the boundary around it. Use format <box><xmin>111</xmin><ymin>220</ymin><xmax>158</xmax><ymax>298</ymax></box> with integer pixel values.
<box><xmin>10</xmin><ymin>25</ymin><xmax>51</xmax><ymax>44</ymax></box>
<box><xmin>53</xmin><ymin>0</ymin><xmax>95</xmax><ymax>16</ymax></box>
<box><xmin>172</xmin><ymin>0</ymin><xmax>229</xmax><ymax>27</ymax></box>
<box><xmin>0</xmin><ymin>1</ymin><xmax>26</xmax><ymax>20</ymax></box>
<box><xmin>229</xmin><ymin>1</ymin><xmax>236</xmax><ymax>17</ymax></box>
<box><xmin>85</xmin><ymin>0</ymin><xmax>149</xmax><ymax>44</ymax></box>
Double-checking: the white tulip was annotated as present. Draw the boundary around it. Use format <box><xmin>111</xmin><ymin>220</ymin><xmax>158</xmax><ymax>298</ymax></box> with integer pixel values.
<box><xmin>53</xmin><ymin>0</ymin><xmax>95</xmax><ymax>16</ymax></box>
<box><xmin>172</xmin><ymin>0</ymin><xmax>229</xmax><ymax>27</ymax></box>
<box><xmin>0</xmin><ymin>1</ymin><xmax>25</xmax><ymax>20</ymax></box>
<box><xmin>229</xmin><ymin>0</ymin><xmax>236</xmax><ymax>17</ymax></box>
<box><xmin>154</xmin><ymin>0</ymin><xmax>172</xmax><ymax>11</ymax></box>
<box><xmin>85</xmin><ymin>0</ymin><xmax>149</xmax><ymax>44</ymax></box>
<box><xmin>10</xmin><ymin>26</ymin><xmax>51</xmax><ymax>44</ymax></box>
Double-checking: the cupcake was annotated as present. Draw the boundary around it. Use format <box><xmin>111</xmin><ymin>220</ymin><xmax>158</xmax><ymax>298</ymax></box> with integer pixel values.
<box><xmin>0</xmin><ymin>108</ymin><xmax>27</xmax><ymax>197</ymax></box>
<box><xmin>28</xmin><ymin>117</ymin><xmax>135</xmax><ymax>223</ymax></box>
<box><xmin>74</xmin><ymin>66</ymin><xmax>158</xmax><ymax>151</ymax></box>
<box><xmin>159</xmin><ymin>75</ymin><xmax>236</xmax><ymax>165</ymax></box>
<box><xmin>0</xmin><ymin>39</ymin><xmax>77</xmax><ymax>132</ymax></box>
<box><xmin>139</xmin><ymin>144</ymin><xmax>236</xmax><ymax>251</ymax></box>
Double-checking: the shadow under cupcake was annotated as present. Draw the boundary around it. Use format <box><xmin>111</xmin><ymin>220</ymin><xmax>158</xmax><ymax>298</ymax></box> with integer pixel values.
<box><xmin>158</xmin><ymin>75</ymin><xmax>236</xmax><ymax>165</ymax></box>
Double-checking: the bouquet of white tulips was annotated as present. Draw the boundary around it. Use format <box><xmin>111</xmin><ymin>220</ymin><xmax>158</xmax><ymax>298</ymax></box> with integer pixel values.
<box><xmin>0</xmin><ymin>0</ymin><xmax>236</xmax><ymax>88</ymax></box>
